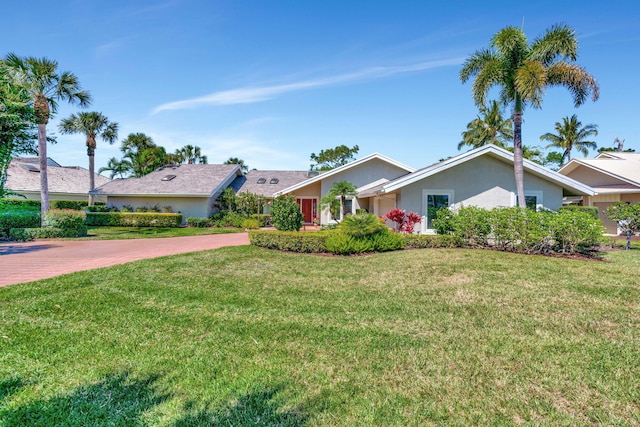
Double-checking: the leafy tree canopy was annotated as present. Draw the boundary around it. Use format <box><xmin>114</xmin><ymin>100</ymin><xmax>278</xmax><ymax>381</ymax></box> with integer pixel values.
<box><xmin>310</xmin><ymin>145</ymin><xmax>359</xmax><ymax>171</ymax></box>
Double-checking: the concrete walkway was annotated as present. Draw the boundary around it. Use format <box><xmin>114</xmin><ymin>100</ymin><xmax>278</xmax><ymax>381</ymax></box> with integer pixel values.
<box><xmin>0</xmin><ymin>233</ymin><xmax>250</xmax><ymax>287</ymax></box>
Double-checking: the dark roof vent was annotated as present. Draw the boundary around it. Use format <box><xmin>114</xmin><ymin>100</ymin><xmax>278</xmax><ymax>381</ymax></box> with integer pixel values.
<box><xmin>22</xmin><ymin>164</ymin><xmax>40</xmax><ymax>172</ymax></box>
<box><xmin>161</xmin><ymin>174</ymin><xmax>176</xmax><ymax>181</ymax></box>
<box><xmin>257</xmin><ymin>178</ymin><xmax>266</xmax><ymax>184</ymax></box>
<box><xmin>270</xmin><ymin>178</ymin><xmax>279</xmax><ymax>184</ymax></box>
<box><xmin>307</xmin><ymin>170</ymin><xmax>320</xmax><ymax>178</ymax></box>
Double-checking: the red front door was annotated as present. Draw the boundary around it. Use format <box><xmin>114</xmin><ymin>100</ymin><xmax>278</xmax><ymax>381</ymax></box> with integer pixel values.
<box><xmin>300</xmin><ymin>199</ymin><xmax>313</xmax><ymax>223</ymax></box>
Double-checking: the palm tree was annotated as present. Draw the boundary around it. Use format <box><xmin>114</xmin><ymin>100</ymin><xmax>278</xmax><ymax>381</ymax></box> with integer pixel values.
<box><xmin>224</xmin><ymin>157</ymin><xmax>248</xmax><ymax>173</ymax></box>
<box><xmin>320</xmin><ymin>181</ymin><xmax>358</xmax><ymax>221</ymax></box>
<box><xmin>540</xmin><ymin>114</ymin><xmax>598</xmax><ymax>165</ymax></box>
<box><xmin>460</xmin><ymin>25</ymin><xmax>599</xmax><ymax>207</ymax></box>
<box><xmin>4</xmin><ymin>53</ymin><xmax>91</xmax><ymax>220</ymax></box>
<box><xmin>459</xmin><ymin>100</ymin><xmax>513</xmax><ymax>150</ymax></box>
<box><xmin>59</xmin><ymin>112</ymin><xmax>118</xmax><ymax>205</ymax></box>
<box><xmin>119</xmin><ymin>133</ymin><xmax>168</xmax><ymax>177</ymax></box>
<box><xmin>175</xmin><ymin>144</ymin><xmax>207</xmax><ymax>164</ymax></box>
<box><xmin>98</xmin><ymin>157</ymin><xmax>131</xmax><ymax>179</ymax></box>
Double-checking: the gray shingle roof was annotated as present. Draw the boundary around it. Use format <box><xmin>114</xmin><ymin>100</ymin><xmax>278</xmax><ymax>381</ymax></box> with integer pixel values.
<box><xmin>92</xmin><ymin>164</ymin><xmax>241</xmax><ymax>196</ymax></box>
<box><xmin>6</xmin><ymin>158</ymin><xmax>111</xmax><ymax>194</ymax></box>
<box><xmin>234</xmin><ymin>170</ymin><xmax>316</xmax><ymax>197</ymax></box>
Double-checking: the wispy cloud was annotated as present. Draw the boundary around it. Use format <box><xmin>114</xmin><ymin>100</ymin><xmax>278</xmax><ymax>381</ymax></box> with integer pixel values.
<box><xmin>151</xmin><ymin>57</ymin><xmax>463</xmax><ymax>114</ymax></box>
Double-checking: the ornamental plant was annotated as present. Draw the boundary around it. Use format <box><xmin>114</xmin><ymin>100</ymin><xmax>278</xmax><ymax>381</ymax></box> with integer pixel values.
<box><xmin>385</xmin><ymin>208</ymin><xmax>422</xmax><ymax>233</ymax></box>
<box><xmin>271</xmin><ymin>195</ymin><xmax>303</xmax><ymax>231</ymax></box>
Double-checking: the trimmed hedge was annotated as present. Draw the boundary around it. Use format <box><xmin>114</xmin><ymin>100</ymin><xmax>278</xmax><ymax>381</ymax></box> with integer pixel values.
<box><xmin>0</xmin><ymin>198</ymin><xmax>40</xmax><ymax>211</ymax></box>
<box><xmin>186</xmin><ymin>217</ymin><xmax>211</xmax><ymax>228</ymax></box>
<box><xmin>559</xmin><ymin>205</ymin><xmax>599</xmax><ymax>220</ymax></box>
<box><xmin>0</xmin><ymin>211</ymin><xmax>40</xmax><ymax>237</ymax></box>
<box><xmin>9</xmin><ymin>227</ymin><xmax>67</xmax><ymax>241</ymax></box>
<box><xmin>249</xmin><ymin>230</ymin><xmax>329</xmax><ymax>253</ymax></box>
<box><xmin>86</xmin><ymin>212</ymin><xmax>183</xmax><ymax>227</ymax></box>
<box><xmin>403</xmin><ymin>234</ymin><xmax>464</xmax><ymax>249</ymax></box>
<box><xmin>50</xmin><ymin>200</ymin><xmax>88</xmax><ymax>210</ymax></box>
<box><xmin>43</xmin><ymin>209</ymin><xmax>88</xmax><ymax>237</ymax></box>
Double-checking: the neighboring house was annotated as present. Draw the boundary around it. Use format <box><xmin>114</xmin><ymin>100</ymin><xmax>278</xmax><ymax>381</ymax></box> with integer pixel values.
<box><xmin>365</xmin><ymin>144</ymin><xmax>594</xmax><ymax>233</ymax></box>
<box><xmin>5</xmin><ymin>157</ymin><xmax>111</xmax><ymax>201</ymax></box>
<box><xmin>232</xmin><ymin>170</ymin><xmax>317</xmax><ymax>215</ymax></box>
<box><xmin>558</xmin><ymin>151</ymin><xmax>640</xmax><ymax>234</ymax></box>
<box><xmin>276</xmin><ymin>153</ymin><xmax>416</xmax><ymax>224</ymax></box>
<box><xmin>91</xmin><ymin>163</ymin><xmax>242</xmax><ymax>222</ymax></box>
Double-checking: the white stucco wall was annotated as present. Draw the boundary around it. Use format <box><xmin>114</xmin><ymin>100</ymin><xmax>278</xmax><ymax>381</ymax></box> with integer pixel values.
<box><xmin>106</xmin><ymin>196</ymin><xmax>212</xmax><ymax>222</ymax></box>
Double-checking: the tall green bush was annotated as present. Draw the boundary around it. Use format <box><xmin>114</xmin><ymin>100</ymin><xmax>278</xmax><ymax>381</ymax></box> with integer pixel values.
<box><xmin>0</xmin><ymin>211</ymin><xmax>40</xmax><ymax>237</ymax></box>
<box><xmin>271</xmin><ymin>195</ymin><xmax>303</xmax><ymax>231</ymax></box>
<box><xmin>43</xmin><ymin>209</ymin><xmax>88</xmax><ymax>237</ymax></box>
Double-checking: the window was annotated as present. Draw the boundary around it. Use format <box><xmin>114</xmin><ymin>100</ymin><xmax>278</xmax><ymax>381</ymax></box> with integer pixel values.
<box><xmin>515</xmin><ymin>191</ymin><xmax>543</xmax><ymax>211</ymax></box>
<box><xmin>344</xmin><ymin>199</ymin><xmax>353</xmax><ymax>216</ymax></box>
<box><xmin>257</xmin><ymin>178</ymin><xmax>266</xmax><ymax>184</ymax></box>
<box><xmin>422</xmin><ymin>189</ymin><xmax>454</xmax><ymax>231</ymax></box>
<box><xmin>269</xmin><ymin>178</ymin><xmax>279</xmax><ymax>184</ymax></box>
<box><xmin>161</xmin><ymin>174</ymin><xmax>176</xmax><ymax>181</ymax></box>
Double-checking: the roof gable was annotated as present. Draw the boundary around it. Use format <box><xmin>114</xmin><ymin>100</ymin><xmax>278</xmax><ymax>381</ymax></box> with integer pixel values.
<box><xmin>382</xmin><ymin>144</ymin><xmax>594</xmax><ymax>195</ymax></box>
<box><xmin>275</xmin><ymin>153</ymin><xmax>415</xmax><ymax>196</ymax></box>
<box><xmin>559</xmin><ymin>157</ymin><xmax>640</xmax><ymax>188</ymax></box>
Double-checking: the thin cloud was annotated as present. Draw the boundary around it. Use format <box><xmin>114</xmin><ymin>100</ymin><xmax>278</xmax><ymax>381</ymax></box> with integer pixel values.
<box><xmin>151</xmin><ymin>57</ymin><xmax>463</xmax><ymax>114</ymax></box>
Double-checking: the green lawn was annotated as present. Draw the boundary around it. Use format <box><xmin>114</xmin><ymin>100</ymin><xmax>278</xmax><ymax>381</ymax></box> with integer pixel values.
<box><xmin>81</xmin><ymin>226</ymin><xmax>243</xmax><ymax>240</ymax></box>
<box><xmin>1</xmin><ymin>247</ymin><xmax>639</xmax><ymax>426</ymax></box>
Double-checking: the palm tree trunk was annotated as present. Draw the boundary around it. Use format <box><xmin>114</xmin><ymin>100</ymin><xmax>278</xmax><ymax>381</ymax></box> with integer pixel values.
<box><xmin>88</xmin><ymin>153</ymin><xmax>95</xmax><ymax>206</ymax></box>
<box><xmin>38</xmin><ymin>123</ymin><xmax>49</xmax><ymax>225</ymax></box>
<box><xmin>513</xmin><ymin>110</ymin><xmax>526</xmax><ymax>208</ymax></box>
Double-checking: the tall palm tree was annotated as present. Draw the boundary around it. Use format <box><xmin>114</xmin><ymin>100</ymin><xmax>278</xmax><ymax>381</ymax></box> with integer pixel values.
<box><xmin>4</xmin><ymin>53</ymin><xmax>91</xmax><ymax>219</ymax></box>
<box><xmin>98</xmin><ymin>157</ymin><xmax>131</xmax><ymax>179</ymax></box>
<box><xmin>59</xmin><ymin>112</ymin><xmax>118</xmax><ymax>205</ymax></box>
<box><xmin>460</xmin><ymin>25</ymin><xmax>599</xmax><ymax>207</ymax></box>
<box><xmin>540</xmin><ymin>114</ymin><xmax>598</xmax><ymax>165</ymax></box>
<box><xmin>459</xmin><ymin>100</ymin><xmax>513</xmax><ymax>150</ymax></box>
<box><xmin>119</xmin><ymin>133</ymin><xmax>168</xmax><ymax>177</ymax></box>
<box><xmin>224</xmin><ymin>157</ymin><xmax>248</xmax><ymax>173</ymax></box>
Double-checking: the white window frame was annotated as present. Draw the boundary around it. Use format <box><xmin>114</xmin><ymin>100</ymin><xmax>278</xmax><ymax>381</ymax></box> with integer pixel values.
<box><xmin>513</xmin><ymin>190</ymin><xmax>544</xmax><ymax>211</ymax></box>
<box><xmin>326</xmin><ymin>196</ymin><xmax>356</xmax><ymax>224</ymax></box>
<box><xmin>421</xmin><ymin>189</ymin><xmax>454</xmax><ymax>234</ymax></box>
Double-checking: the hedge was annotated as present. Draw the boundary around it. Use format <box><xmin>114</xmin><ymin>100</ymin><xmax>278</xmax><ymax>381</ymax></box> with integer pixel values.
<box><xmin>403</xmin><ymin>234</ymin><xmax>464</xmax><ymax>249</ymax></box>
<box><xmin>0</xmin><ymin>211</ymin><xmax>40</xmax><ymax>237</ymax></box>
<box><xmin>249</xmin><ymin>230</ymin><xmax>329</xmax><ymax>253</ymax></box>
<box><xmin>9</xmin><ymin>227</ymin><xmax>67</xmax><ymax>241</ymax></box>
<box><xmin>558</xmin><ymin>205</ymin><xmax>599</xmax><ymax>220</ymax></box>
<box><xmin>86</xmin><ymin>212</ymin><xmax>183</xmax><ymax>227</ymax></box>
<box><xmin>0</xmin><ymin>198</ymin><xmax>40</xmax><ymax>211</ymax></box>
<box><xmin>43</xmin><ymin>209</ymin><xmax>88</xmax><ymax>237</ymax></box>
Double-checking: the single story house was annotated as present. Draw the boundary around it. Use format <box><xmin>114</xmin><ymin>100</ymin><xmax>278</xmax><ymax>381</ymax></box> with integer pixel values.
<box><xmin>275</xmin><ymin>153</ymin><xmax>416</xmax><ymax>224</ymax></box>
<box><xmin>278</xmin><ymin>145</ymin><xmax>594</xmax><ymax>232</ymax></box>
<box><xmin>91</xmin><ymin>163</ymin><xmax>242</xmax><ymax>221</ymax></box>
<box><xmin>558</xmin><ymin>151</ymin><xmax>640</xmax><ymax>234</ymax></box>
<box><xmin>5</xmin><ymin>157</ymin><xmax>111</xmax><ymax>201</ymax></box>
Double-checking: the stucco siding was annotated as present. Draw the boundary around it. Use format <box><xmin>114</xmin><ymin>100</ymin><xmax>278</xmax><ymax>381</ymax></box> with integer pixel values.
<box><xmin>396</xmin><ymin>156</ymin><xmax>564</xmax><ymax>215</ymax></box>
<box><xmin>107</xmin><ymin>196</ymin><xmax>211</xmax><ymax>221</ymax></box>
<box><xmin>622</xmin><ymin>193</ymin><xmax>640</xmax><ymax>203</ymax></box>
<box><xmin>321</xmin><ymin>159</ymin><xmax>409</xmax><ymax>195</ymax></box>
<box><xmin>565</xmin><ymin>165</ymin><xmax>627</xmax><ymax>187</ymax></box>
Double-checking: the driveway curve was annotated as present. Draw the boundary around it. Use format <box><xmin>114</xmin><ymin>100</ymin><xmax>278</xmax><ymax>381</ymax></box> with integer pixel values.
<box><xmin>0</xmin><ymin>233</ymin><xmax>250</xmax><ymax>287</ymax></box>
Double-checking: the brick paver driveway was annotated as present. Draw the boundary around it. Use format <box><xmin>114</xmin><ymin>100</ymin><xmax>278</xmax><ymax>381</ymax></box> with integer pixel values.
<box><xmin>0</xmin><ymin>233</ymin><xmax>250</xmax><ymax>287</ymax></box>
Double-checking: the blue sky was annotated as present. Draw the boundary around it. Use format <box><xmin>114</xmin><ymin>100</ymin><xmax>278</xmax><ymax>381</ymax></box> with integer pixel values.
<box><xmin>4</xmin><ymin>0</ymin><xmax>639</xmax><ymax>172</ymax></box>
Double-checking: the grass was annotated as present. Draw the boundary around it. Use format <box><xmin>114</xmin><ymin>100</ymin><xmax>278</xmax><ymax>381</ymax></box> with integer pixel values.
<box><xmin>80</xmin><ymin>226</ymin><xmax>243</xmax><ymax>240</ymax></box>
<box><xmin>1</xmin><ymin>246</ymin><xmax>639</xmax><ymax>425</ymax></box>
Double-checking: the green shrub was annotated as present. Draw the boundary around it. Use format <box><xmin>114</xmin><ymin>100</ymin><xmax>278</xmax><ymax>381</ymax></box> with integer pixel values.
<box><xmin>249</xmin><ymin>230</ymin><xmax>328</xmax><ymax>253</ymax></box>
<box><xmin>50</xmin><ymin>200</ymin><xmax>88</xmax><ymax>210</ymax></box>
<box><xmin>368</xmin><ymin>229</ymin><xmax>405</xmax><ymax>252</ymax></box>
<box><xmin>432</xmin><ymin>208</ymin><xmax>455</xmax><ymax>235</ymax></box>
<box><xmin>403</xmin><ymin>234</ymin><xmax>463</xmax><ymax>249</ymax></box>
<box><xmin>241</xmin><ymin>218</ymin><xmax>260</xmax><ymax>229</ymax></box>
<box><xmin>449</xmin><ymin>206</ymin><xmax>492</xmax><ymax>247</ymax></box>
<box><xmin>209</xmin><ymin>211</ymin><xmax>247</xmax><ymax>228</ymax></box>
<box><xmin>87</xmin><ymin>205</ymin><xmax>118</xmax><ymax>212</ymax></box>
<box><xmin>551</xmin><ymin>209</ymin><xmax>604</xmax><ymax>253</ymax></box>
<box><xmin>186</xmin><ymin>217</ymin><xmax>211</xmax><ymax>228</ymax></box>
<box><xmin>85</xmin><ymin>212</ymin><xmax>182</xmax><ymax>227</ymax></box>
<box><xmin>559</xmin><ymin>205</ymin><xmax>599</xmax><ymax>220</ymax></box>
<box><xmin>271</xmin><ymin>195</ymin><xmax>303</xmax><ymax>232</ymax></box>
<box><xmin>250</xmin><ymin>214</ymin><xmax>271</xmax><ymax>227</ymax></box>
<box><xmin>325</xmin><ymin>228</ymin><xmax>404</xmax><ymax>255</ymax></box>
<box><xmin>338</xmin><ymin>212</ymin><xmax>386</xmax><ymax>237</ymax></box>
<box><xmin>43</xmin><ymin>209</ymin><xmax>87</xmax><ymax>237</ymax></box>
<box><xmin>0</xmin><ymin>211</ymin><xmax>40</xmax><ymax>237</ymax></box>
<box><xmin>9</xmin><ymin>227</ymin><xmax>66</xmax><ymax>241</ymax></box>
<box><xmin>0</xmin><ymin>198</ymin><xmax>40</xmax><ymax>212</ymax></box>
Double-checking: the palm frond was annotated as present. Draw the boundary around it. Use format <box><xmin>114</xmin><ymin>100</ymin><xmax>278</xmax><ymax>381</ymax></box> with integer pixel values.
<box><xmin>515</xmin><ymin>60</ymin><xmax>547</xmax><ymax>109</ymax></box>
<box><xmin>546</xmin><ymin>62</ymin><xmax>599</xmax><ymax>106</ymax></box>
<box><xmin>530</xmin><ymin>24</ymin><xmax>578</xmax><ymax>65</ymax></box>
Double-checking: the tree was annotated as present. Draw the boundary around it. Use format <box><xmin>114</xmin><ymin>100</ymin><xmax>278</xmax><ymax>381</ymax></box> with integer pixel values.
<box><xmin>4</xmin><ymin>53</ymin><xmax>91</xmax><ymax>221</ymax></box>
<box><xmin>59</xmin><ymin>112</ymin><xmax>118</xmax><ymax>205</ymax></box>
<box><xmin>540</xmin><ymin>114</ymin><xmax>598</xmax><ymax>165</ymax></box>
<box><xmin>459</xmin><ymin>100</ymin><xmax>513</xmax><ymax>150</ymax></box>
<box><xmin>119</xmin><ymin>133</ymin><xmax>168</xmax><ymax>177</ymax></box>
<box><xmin>605</xmin><ymin>202</ymin><xmax>640</xmax><ymax>250</ymax></box>
<box><xmin>541</xmin><ymin>151</ymin><xmax>564</xmax><ymax>171</ymax></box>
<box><xmin>98</xmin><ymin>157</ymin><xmax>131</xmax><ymax>179</ymax></box>
<box><xmin>598</xmin><ymin>137</ymin><xmax>635</xmax><ymax>153</ymax></box>
<box><xmin>460</xmin><ymin>24</ymin><xmax>599</xmax><ymax>207</ymax></box>
<box><xmin>320</xmin><ymin>181</ymin><xmax>358</xmax><ymax>222</ymax></box>
<box><xmin>175</xmin><ymin>144</ymin><xmax>207</xmax><ymax>164</ymax></box>
<box><xmin>310</xmin><ymin>145</ymin><xmax>359</xmax><ymax>171</ymax></box>
<box><xmin>0</xmin><ymin>61</ymin><xmax>38</xmax><ymax>197</ymax></box>
<box><xmin>224</xmin><ymin>157</ymin><xmax>248</xmax><ymax>173</ymax></box>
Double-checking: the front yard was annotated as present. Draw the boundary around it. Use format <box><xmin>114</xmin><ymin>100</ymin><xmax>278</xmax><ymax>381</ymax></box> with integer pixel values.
<box><xmin>1</xmin><ymin>247</ymin><xmax>638</xmax><ymax>425</ymax></box>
